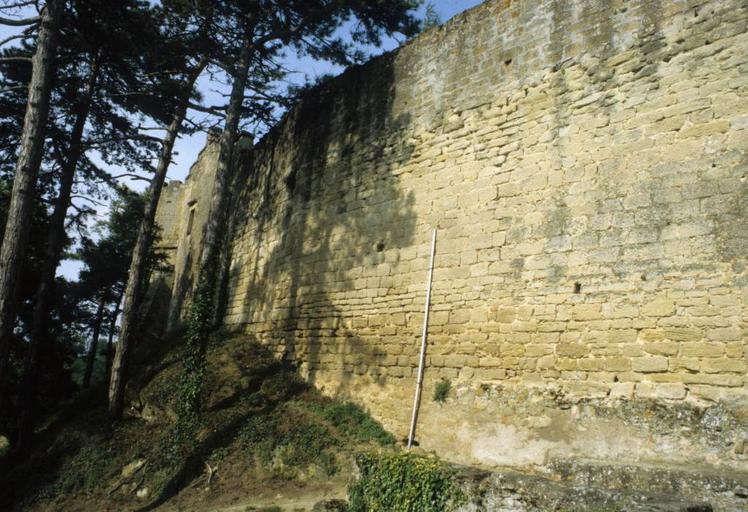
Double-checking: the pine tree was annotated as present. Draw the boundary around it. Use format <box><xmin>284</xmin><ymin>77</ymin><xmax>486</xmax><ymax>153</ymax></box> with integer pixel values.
<box><xmin>423</xmin><ymin>3</ymin><xmax>441</xmax><ymax>29</ymax></box>
<box><xmin>0</xmin><ymin>0</ymin><xmax>62</xmax><ymax>419</ymax></box>
<box><xmin>12</xmin><ymin>0</ymin><xmax>174</xmax><ymax>452</ymax></box>
<box><xmin>77</xmin><ymin>189</ymin><xmax>162</xmax><ymax>388</ymax></box>
<box><xmin>108</xmin><ymin>0</ymin><xmax>215</xmax><ymax>418</ymax></box>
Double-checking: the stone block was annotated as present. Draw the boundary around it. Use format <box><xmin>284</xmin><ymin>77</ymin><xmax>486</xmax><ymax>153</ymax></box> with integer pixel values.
<box><xmin>450</xmin><ymin>309</ymin><xmax>471</xmax><ymax>324</ymax></box>
<box><xmin>635</xmin><ymin>382</ymin><xmax>656</xmax><ymax>399</ymax></box>
<box><xmin>681</xmin><ymin>342</ymin><xmax>725</xmax><ymax>358</ymax></box>
<box><xmin>669</xmin><ymin>358</ymin><xmax>700</xmax><ymax>372</ymax></box>
<box><xmin>643</xmin><ymin>342</ymin><xmax>679</xmax><ymax>356</ymax></box>
<box><xmin>688</xmin><ymin>385</ymin><xmax>723</xmax><ymax>402</ymax></box>
<box><xmin>537</xmin><ymin>355</ymin><xmax>557</xmax><ymax>369</ymax></box>
<box><xmin>655</xmin><ymin>383</ymin><xmax>687</xmax><ymax>400</ymax></box>
<box><xmin>430</xmin><ymin>311</ymin><xmax>450</xmax><ymax>326</ymax></box>
<box><xmin>642</xmin><ymin>297</ymin><xmax>675</xmax><ymax>317</ymax></box>
<box><xmin>556</xmin><ymin>344</ymin><xmax>590</xmax><ymax>358</ymax></box>
<box><xmin>677</xmin><ymin>120</ymin><xmax>729</xmax><ymax>138</ymax></box>
<box><xmin>500</xmin><ymin>343</ymin><xmax>525</xmax><ymax>357</ymax></box>
<box><xmin>565</xmin><ymin>381</ymin><xmax>610</xmax><ymax>398</ymax></box>
<box><xmin>573</xmin><ymin>304</ymin><xmax>602</xmax><ymax>320</ymax></box>
<box><xmin>706</xmin><ymin>327</ymin><xmax>742</xmax><ymax>342</ymax></box>
<box><xmin>610</xmin><ymin>382</ymin><xmax>635</xmax><ymax>399</ymax></box>
<box><xmin>663</xmin><ymin>327</ymin><xmax>703</xmax><ymax>342</ymax></box>
<box><xmin>607</xmin><ymin>330</ymin><xmax>638</xmax><ymax>343</ymax></box>
<box><xmin>701</xmin><ymin>358</ymin><xmax>747</xmax><ymax>374</ymax></box>
<box><xmin>602</xmin><ymin>357</ymin><xmax>632</xmax><ymax>372</ymax></box>
<box><xmin>631</xmin><ymin>357</ymin><xmax>669</xmax><ymax>373</ymax></box>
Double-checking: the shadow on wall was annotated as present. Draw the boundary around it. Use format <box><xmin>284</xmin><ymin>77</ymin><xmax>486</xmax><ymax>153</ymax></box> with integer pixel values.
<box><xmin>168</xmin><ymin>249</ymin><xmax>194</xmax><ymax>332</ymax></box>
<box><xmin>227</xmin><ymin>53</ymin><xmax>418</xmax><ymax>396</ymax></box>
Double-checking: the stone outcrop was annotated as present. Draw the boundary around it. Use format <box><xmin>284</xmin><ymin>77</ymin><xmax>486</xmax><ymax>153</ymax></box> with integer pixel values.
<box><xmin>154</xmin><ymin>0</ymin><xmax>748</xmax><ymax>491</ymax></box>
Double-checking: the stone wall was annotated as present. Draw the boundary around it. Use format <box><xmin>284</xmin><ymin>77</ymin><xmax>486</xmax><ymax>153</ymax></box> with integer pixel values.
<box><xmin>154</xmin><ymin>139</ymin><xmax>221</xmax><ymax>330</ymax></box>
<box><xmin>156</xmin><ymin>0</ymin><xmax>748</xmax><ymax>477</ymax></box>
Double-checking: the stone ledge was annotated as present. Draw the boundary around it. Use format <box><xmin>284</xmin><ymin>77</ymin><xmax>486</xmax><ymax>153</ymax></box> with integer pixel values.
<box><xmin>451</xmin><ymin>459</ymin><xmax>747</xmax><ymax>511</ymax></box>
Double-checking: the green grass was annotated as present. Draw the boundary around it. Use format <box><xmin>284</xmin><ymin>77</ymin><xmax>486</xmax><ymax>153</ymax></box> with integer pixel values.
<box><xmin>238</xmin><ymin>405</ymin><xmax>339</xmax><ymax>479</ymax></box>
<box><xmin>308</xmin><ymin>400</ymin><xmax>395</xmax><ymax>446</ymax></box>
<box><xmin>236</xmin><ymin>391</ymin><xmax>395</xmax><ymax>480</ymax></box>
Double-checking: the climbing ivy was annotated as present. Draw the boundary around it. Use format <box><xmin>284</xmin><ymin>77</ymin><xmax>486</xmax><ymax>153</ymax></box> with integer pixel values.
<box><xmin>169</xmin><ymin>284</ymin><xmax>212</xmax><ymax>461</ymax></box>
<box><xmin>348</xmin><ymin>452</ymin><xmax>464</xmax><ymax>512</ymax></box>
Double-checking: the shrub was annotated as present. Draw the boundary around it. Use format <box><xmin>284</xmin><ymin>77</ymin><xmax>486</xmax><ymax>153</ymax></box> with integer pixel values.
<box><xmin>432</xmin><ymin>378</ymin><xmax>451</xmax><ymax>403</ymax></box>
<box><xmin>348</xmin><ymin>452</ymin><xmax>464</xmax><ymax>512</ymax></box>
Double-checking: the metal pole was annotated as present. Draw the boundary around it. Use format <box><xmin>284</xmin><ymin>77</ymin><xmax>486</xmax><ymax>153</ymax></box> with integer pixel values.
<box><xmin>407</xmin><ymin>228</ymin><xmax>437</xmax><ymax>449</ymax></box>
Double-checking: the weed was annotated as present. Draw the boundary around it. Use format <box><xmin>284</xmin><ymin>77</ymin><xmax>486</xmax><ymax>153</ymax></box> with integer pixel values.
<box><xmin>310</xmin><ymin>400</ymin><xmax>395</xmax><ymax>446</ymax></box>
<box><xmin>433</xmin><ymin>378</ymin><xmax>451</xmax><ymax>403</ymax></box>
<box><xmin>239</xmin><ymin>405</ymin><xmax>339</xmax><ymax>479</ymax></box>
<box><xmin>148</xmin><ymin>466</ymin><xmax>176</xmax><ymax>499</ymax></box>
<box><xmin>208</xmin><ymin>445</ymin><xmax>230</xmax><ymax>463</ymax></box>
<box><xmin>52</xmin><ymin>442</ymin><xmax>116</xmax><ymax>495</ymax></box>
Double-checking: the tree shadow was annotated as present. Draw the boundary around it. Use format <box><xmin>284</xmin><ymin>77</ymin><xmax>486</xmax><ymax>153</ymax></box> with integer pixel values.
<box><xmin>0</xmin><ymin>390</ymin><xmax>115</xmax><ymax>511</ymax></box>
<box><xmin>223</xmin><ymin>52</ymin><xmax>419</xmax><ymax>399</ymax></box>
<box><xmin>167</xmin><ymin>249</ymin><xmax>194</xmax><ymax>331</ymax></box>
<box><xmin>136</xmin><ymin>342</ymin><xmax>304</xmax><ymax>511</ymax></box>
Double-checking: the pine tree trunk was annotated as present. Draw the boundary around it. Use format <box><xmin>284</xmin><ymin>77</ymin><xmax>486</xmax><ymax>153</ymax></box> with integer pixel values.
<box><xmin>0</xmin><ymin>0</ymin><xmax>62</xmax><ymax>415</ymax></box>
<box><xmin>82</xmin><ymin>295</ymin><xmax>107</xmax><ymax>388</ymax></box>
<box><xmin>175</xmin><ymin>35</ymin><xmax>253</xmax><ymax>423</ymax></box>
<box><xmin>197</xmin><ymin>40</ymin><xmax>253</xmax><ymax>317</ymax></box>
<box><xmin>104</xmin><ymin>290</ymin><xmax>123</xmax><ymax>386</ymax></box>
<box><xmin>28</xmin><ymin>56</ymin><xmax>99</xmax><ymax>348</ymax></box>
<box><xmin>15</xmin><ymin>56</ymin><xmax>100</xmax><ymax>452</ymax></box>
<box><xmin>108</xmin><ymin>58</ymin><xmax>207</xmax><ymax>419</ymax></box>
<box><xmin>212</xmin><ymin>166</ymin><xmax>241</xmax><ymax>328</ymax></box>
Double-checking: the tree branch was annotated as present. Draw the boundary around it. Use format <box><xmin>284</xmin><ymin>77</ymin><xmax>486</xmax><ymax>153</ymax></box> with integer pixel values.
<box><xmin>0</xmin><ymin>55</ymin><xmax>31</xmax><ymax>62</ymax></box>
<box><xmin>184</xmin><ymin>115</ymin><xmax>221</xmax><ymax>133</ymax></box>
<box><xmin>136</xmin><ymin>124</ymin><xmax>167</xmax><ymax>131</ymax></box>
<box><xmin>0</xmin><ymin>33</ymin><xmax>27</xmax><ymax>47</ymax></box>
<box><xmin>108</xmin><ymin>173</ymin><xmax>151</xmax><ymax>183</ymax></box>
<box><xmin>0</xmin><ymin>14</ymin><xmax>39</xmax><ymax>26</ymax></box>
<box><xmin>187</xmin><ymin>101</ymin><xmax>227</xmax><ymax>117</ymax></box>
<box><xmin>71</xmin><ymin>195</ymin><xmax>106</xmax><ymax>207</ymax></box>
<box><xmin>84</xmin><ymin>134</ymin><xmax>164</xmax><ymax>147</ymax></box>
<box><xmin>0</xmin><ymin>1</ymin><xmax>38</xmax><ymax>10</ymax></box>
<box><xmin>0</xmin><ymin>84</ymin><xmax>26</xmax><ymax>93</ymax></box>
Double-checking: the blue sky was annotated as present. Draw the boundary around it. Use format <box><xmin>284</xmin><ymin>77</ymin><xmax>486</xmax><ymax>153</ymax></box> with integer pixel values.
<box><xmin>0</xmin><ymin>0</ymin><xmax>484</xmax><ymax>278</ymax></box>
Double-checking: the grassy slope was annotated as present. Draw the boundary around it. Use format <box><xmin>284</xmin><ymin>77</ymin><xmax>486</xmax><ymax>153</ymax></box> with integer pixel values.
<box><xmin>0</xmin><ymin>334</ymin><xmax>395</xmax><ymax>512</ymax></box>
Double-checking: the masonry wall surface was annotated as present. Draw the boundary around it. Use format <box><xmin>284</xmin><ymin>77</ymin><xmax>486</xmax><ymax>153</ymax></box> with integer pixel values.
<box><xmin>156</xmin><ymin>0</ymin><xmax>748</xmax><ymax>478</ymax></box>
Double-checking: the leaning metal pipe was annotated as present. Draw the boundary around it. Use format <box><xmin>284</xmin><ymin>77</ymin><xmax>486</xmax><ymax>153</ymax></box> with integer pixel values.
<box><xmin>408</xmin><ymin>228</ymin><xmax>437</xmax><ymax>449</ymax></box>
